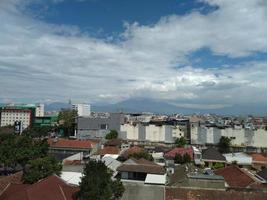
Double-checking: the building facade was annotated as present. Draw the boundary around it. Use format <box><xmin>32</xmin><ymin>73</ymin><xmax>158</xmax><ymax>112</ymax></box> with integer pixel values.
<box><xmin>72</xmin><ymin>103</ymin><xmax>91</xmax><ymax>117</ymax></box>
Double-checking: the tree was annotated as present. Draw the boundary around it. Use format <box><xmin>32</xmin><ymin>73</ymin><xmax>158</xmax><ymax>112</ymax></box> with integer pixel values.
<box><xmin>174</xmin><ymin>154</ymin><xmax>183</xmax><ymax>164</ymax></box>
<box><xmin>0</xmin><ymin>135</ymin><xmax>49</xmax><ymax>171</ymax></box>
<box><xmin>23</xmin><ymin>156</ymin><xmax>62</xmax><ymax>184</ymax></box>
<box><xmin>75</xmin><ymin>160</ymin><xmax>124</xmax><ymax>200</ymax></box>
<box><xmin>58</xmin><ymin>109</ymin><xmax>77</xmax><ymax>137</ymax></box>
<box><xmin>105</xmin><ymin>130</ymin><xmax>118</xmax><ymax>140</ymax></box>
<box><xmin>129</xmin><ymin>151</ymin><xmax>154</xmax><ymax>161</ymax></box>
<box><xmin>218</xmin><ymin>136</ymin><xmax>231</xmax><ymax>153</ymax></box>
<box><xmin>182</xmin><ymin>153</ymin><xmax>191</xmax><ymax>163</ymax></box>
<box><xmin>175</xmin><ymin>137</ymin><xmax>187</xmax><ymax>147</ymax></box>
<box><xmin>23</xmin><ymin>126</ymin><xmax>53</xmax><ymax>138</ymax></box>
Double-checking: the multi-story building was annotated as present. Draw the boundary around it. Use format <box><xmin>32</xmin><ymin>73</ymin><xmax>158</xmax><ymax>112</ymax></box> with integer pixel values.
<box><xmin>75</xmin><ymin>113</ymin><xmax>125</xmax><ymax>139</ymax></box>
<box><xmin>35</xmin><ymin>103</ymin><xmax>44</xmax><ymax>117</ymax></box>
<box><xmin>0</xmin><ymin>105</ymin><xmax>36</xmax><ymax>131</ymax></box>
<box><xmin>72</xmin><ymin>103</ymin><xmax>91</xmax><ymax>117</ymax></box>
<box><xmin>120</xmin><ymin>122</ymin><xmax>185</xmax><ymax>144</ymax></box>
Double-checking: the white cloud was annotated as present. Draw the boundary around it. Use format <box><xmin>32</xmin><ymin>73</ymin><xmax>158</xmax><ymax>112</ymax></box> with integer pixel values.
<box><xmin>0</xmin><ymin>0</ymin><xmax>267</xmax><ymax>107</ymax></box>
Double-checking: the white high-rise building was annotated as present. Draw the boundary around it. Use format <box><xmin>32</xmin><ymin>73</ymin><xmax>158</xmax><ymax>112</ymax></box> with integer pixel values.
<box><xmin>72</xmin><ymin>104</ymin><xmax>91</xmax><ymax>117</ymax></box>
<box><xmin>35</xmin><ymin>103</ymin><xmax>44</xmax><ymax>117</ymax></box>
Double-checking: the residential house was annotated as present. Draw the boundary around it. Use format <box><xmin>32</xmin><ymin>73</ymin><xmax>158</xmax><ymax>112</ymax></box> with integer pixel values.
<box><xmin>164</xmin><ymin>147</ymin><xmax>193</xmax><ymax>160</ymax></box>
<box><xmin>0</xmin><ymin>175</ymin><xmax>79</xmax><ymax>200</ymax></box>
<box><xmin>117</xmin><ymin>158</ymin><xmax>166</xmax><ymax>184</ymax></box>
<box><xmin>223</xmin><ymin>152</ymin><xmax>252</xmax><ymax>166</ymax></box>
<box><xmin>215</xmin><ymin>165</ymin><xmax>254</xmax><ymax>188</ymax></box>
<box><xmin>201</xmin><ymin>147</ymin><xmax>226</xmax><ymax>168</ymax></box>
<box><xmin>249</xmin><ymin>153</ymin><xmax>267</xmax><ymax>170</ymax></box>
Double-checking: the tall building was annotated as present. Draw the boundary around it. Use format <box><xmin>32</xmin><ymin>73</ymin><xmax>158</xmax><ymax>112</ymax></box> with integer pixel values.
<box><xmin>35</xmin><ymin>103</ymin><xmax>44</xmax><ymax>117</ymax></box>
<box><xmin>72</xmin><ymin>103</ymin><xmax>91</xmax><ymax>117</ymax></box>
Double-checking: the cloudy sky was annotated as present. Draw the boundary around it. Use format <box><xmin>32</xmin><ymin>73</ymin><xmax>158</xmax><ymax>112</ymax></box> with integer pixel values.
<box><xmin>0</xmin><ymin>0</ymin><xmax>267</xmax><ymax>109</ymax></box>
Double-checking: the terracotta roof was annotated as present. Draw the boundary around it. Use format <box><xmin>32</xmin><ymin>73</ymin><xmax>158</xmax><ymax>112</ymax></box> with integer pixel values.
<box><xmin>0</xmin><ymin>175</ymin><xmax>79</xmax><ymax>200</ymax></box>
<box><xmin>121</xmin><ymin>146</ymin><xmax>144</xmax><ymax>158</ymax></box>
<box><xmin>202</xmin><ymin>148</ymin><xmax>226</xmax><ymax>162</ymax></box>
<box><xmin>165</xmin><ymin>187</ymin><xmax>267</xmax><ymax>200</ymax></box>
<box><xmin>105</xmin><ymin>139</ymin><xmax>122</xmax><ymax>146</ymax></box>
<box><xmin>165</xmin><ymin>147</ymin><xmax>193</xmax><ymax>159</ymax></box>
<box><xmin>0</xmin><ymin>171</ymin><xmax>23</xmax><ymax>193</ymax></box>
<box><xmin>0</xmin><ymin>184</ymin><xmax>29</xmax><ymax>200</ymax></box>
<box><xmin>215</xmin><ymin>165</ymin><xmax>254</xmax><ymax>188</ymax></box>
<box><xmin>96</xmin><ymin>146</ymin><xmax>120</xmax><ymax>156</ymax></box>
<box><xmin>250</xmin><ymin>153</ymin><xmax>267</xmax><ymax>164</ymax></box>
<box><xmin>256</xmin><ymin>167</ymin><xmax>267</xmax><ymax>181</ymax></box>
<box><xmin>117</xmin><ymin>158</ymin><xmax>165</xmax><ymax>175</ymax></box>
<box><xmin>48</xmin><ymin>138</ymin><xmax>98</xmax><ymax>149</ymax></box>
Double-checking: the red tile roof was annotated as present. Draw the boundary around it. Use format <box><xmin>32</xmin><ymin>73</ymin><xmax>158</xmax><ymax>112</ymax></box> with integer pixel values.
<box><xmin>0</xmin><ymin>175</ymin><xmax>79</xmax><ymax>200</ymax></box>
<box><xmin>166</xmin><ymin>187</ymin><xmax>267</xmax><ymax>200</ymax></box>
<box><xmin>121</xmin><ymin>146</ymin><xmax>144</xmax><ymax>158</ymax></box>
<box><xmin>96</xmin><ymin>146</ymin><xmax>120</xmax><ymax>156</ymax></box>
<box><xmin>250</xmin><ymin>153</ymin><xmax>267</xmax><ymax>164</ymax></box>
<box><xmin>0</xmin><ymin>171</ymin><xmax>23</xmax><ymax>193</ymax></box>
<box><xmin>215</xmin><ymin>165</ymin><xmax>254</xmax><ymax>188</ymax></box>
<box><xmin>164</xmin><ymin>147</ymin><xmax>193</xmax><ymax>159</ymax></box>
<box><xmin>48</xmin><ymin>138</ymin><xmax>98</xmax><ymax>149</ymax></box>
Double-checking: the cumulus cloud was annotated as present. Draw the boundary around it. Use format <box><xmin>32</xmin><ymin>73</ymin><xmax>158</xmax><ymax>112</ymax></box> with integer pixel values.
<box><xmin>0</xmin><ymin>0</ymin><xmax>267</xmax><ymax>108</ymax></box>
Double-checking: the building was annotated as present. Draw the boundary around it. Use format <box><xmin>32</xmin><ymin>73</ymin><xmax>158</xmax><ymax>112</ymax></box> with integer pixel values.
<box><xmin>117</xmin><ymin>158</ymin><xmax>166</xmax><ymax>184</ymax></box>
<box><xmin>48</xmin><ymin>138</ymin><xmax>99</xmax><ymax>156</ymax></box>
<box><xmin>214</xmin><ymin>165</ymin><xmax>254</xmax><ymax>188</ymax></box>
<box><xmin>35</xmin><ymin>103</ymin><xmax>44</xmax><ymax>117</ymax></box>
<box><xmin>201</xmin><ymin>147</ymin><xmax>226</xmax><ymax>167</ymax></box>
<box><xmin>223</xmin><ymin>152</ymin><xmax>252</xmax><ymax>166</ymax></box>
<box><xmin>0</xmin><ymin>175</ymin><xmax>79</xmax><ymax>200</ymax></box>
<box><xmin>120</xmin><ymin>122</ymin><xmax>185</xmax><ymax>144</ymax></box>
<box><xmin>72</xmin><ymin>103</ymin><xmax>91</xmax><ymax>117</ymax></box>
<box><xmin>34</xmin><ymin>115</ymin><xmax>58</xmax><ymax>127</ymax></box>
<box><xmin>0</xmin><ymin>105</ymin><xmax>36</xmax><ymax>131</ymax></box>
<box><xmin>76</xmin><ymin>113</ymin><xmax>124</xmax><ymax>139</ymax></box>
<box><xmin>191</xmin><ymin>123</ymin><xmax>267</xmax><ymax>149</ymax></box>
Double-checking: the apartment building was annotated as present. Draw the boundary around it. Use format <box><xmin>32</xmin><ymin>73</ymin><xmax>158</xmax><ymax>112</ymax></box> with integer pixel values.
<box><xmin>72</xmin><ymin>103</ymin><xmax>91</xmax><ymax>117</ymax></box>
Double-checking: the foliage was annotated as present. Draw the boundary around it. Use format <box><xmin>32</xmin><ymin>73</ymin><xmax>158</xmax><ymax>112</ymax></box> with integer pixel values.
<box><xmin>218</xmin><ymin>136</ymin><xmax>231</xmax><ymax>153</ymax></box>
<box><xmin>105</xmin><ymin>130</ymin><xmax>118</xmax><ymax>140</ymax></box>
<box><xmin>0</xmin><ymin>125</ymin><xmax>14</xmax><ymax>135</ymax></box>
<box><xmin>174</xmin><ymin>153</ymin><xmax>191</xmax><ymax>164</ymax></box>
<box><xmin>129</xmin><ymin>151</ymin><xmax>154</xmax><ymax>161</ymax></box>
<box><xmin>183</xmin><ymin>153</ymin><xmax>191</xmax><ymax>163</ymax></box>
<box><xmin>23</xmin><ymin>156</ymin><xmax>62</xmax><ymax>184</ymax></box>
<box><xmin>212</xmin><ymin>162</ymin><xmax>225</xmax><ymax>169</ymax></box>
<box><xmin>0</xmin><ymin>135</ymin><xmax>49</xmax><ymax>169</ymax></box>
<box><xmin>58</xmin><ymin>109</ymin><xmax>77</xmax><ymax>137</ymax></box>
<box><xmin>23</xmin><ymin>126</ymin><xmax>53</xmax><ymax>138</ymax></box>
<box><xmin>75</xmin><ymin>160</ymin><xmax>125</xmax><ymax>200</ymax></box>
<box><xmin>175</xmin><ymin>137</ymin><xmax>187</xmax><ymax>147</ymax></box>
<box><xmin>174</xmin><ymin>154</ymin><xmax>183</xmax><ymax>164</ymax></box>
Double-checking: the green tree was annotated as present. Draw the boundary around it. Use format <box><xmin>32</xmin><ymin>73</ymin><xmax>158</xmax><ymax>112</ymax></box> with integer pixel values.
<box><xmin>218</xmin><ymin>136</ymin><xmax>231</xmax><ymax>153</ymax></box>
<box><xmin>175</xmin><ymin>137</ymin><xmax>187</xmax><ymax>147</ymax></box>
<box><xmin>129</xmin><ymin>151</ymin><xmax>154</xmax><ymax>161</ymax></box>
<box><xmin>105</xmin><ymin>130</ymin><xmax>118</xmax><ymax>140</ymax></box>
<box><xmin>23</xmin><ymin>126</ymin><xmax>53</xmax><ymax>138</ymax></box>
<box><xmin>23</xmin><ymin>156</ymin><xmax>62</xmax><ymax>184</ymax></box>
<box><xmin>0</xmin><ymin>135</ymin><xmax>49</xmax><ymax>170</ymax></box>
<box><xmin>174</xmin><ymin>154</ymin><xmax>183</xmax><ymax>164</ymax></box>
<box><xmin>182</xmin><ymin>153</ymin><xmax>191</xmax><ymax>163</ymax></box>
<box><xmin>212</xmin><ymin>162</ymin><xmax>224</xmax><ymax>169</ymax></box>
<box><xmin>76</xmin><ymin>160</ymin><xmax>124</xmax><ymax>200</ymax></box>
<box><xmin>58</xmin><ymin>109</ymin><xmax>77</xmax><ymax>137</ymax></box>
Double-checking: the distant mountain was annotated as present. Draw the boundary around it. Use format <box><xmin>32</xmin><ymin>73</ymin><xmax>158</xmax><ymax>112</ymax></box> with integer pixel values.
<box><xmin>92</xmin><ymin>98</ymin><xmax>267</xmax><ymax>116</ymax></box>
<box><xmin>45</xmin><ymin>102</ymin><xmax>71</xmax><ymax>111</ymax></box>
<box><xmin>43</xmin><ymin>98</ymin><xmax>267</xmax><ymax>116</ymax></box>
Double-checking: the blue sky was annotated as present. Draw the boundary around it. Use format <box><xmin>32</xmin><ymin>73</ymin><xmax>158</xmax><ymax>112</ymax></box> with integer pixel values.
<box><xmin>0</xmin><ymin>0</ymin><xmax>267</xmax><ymax>111</ymax></box>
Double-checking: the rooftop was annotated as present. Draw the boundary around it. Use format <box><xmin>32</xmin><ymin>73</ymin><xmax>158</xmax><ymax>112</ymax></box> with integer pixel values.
<box><xmin>215</xmin><ymin>165</ymin><xmax>254</xmax><ymax>188</ymax></box>
<box><xmin>48</xmin><ymin>138</ymin><xmax>99</xmax><ymax>149</ymax></box>
<box><xmin>202</xmin><ymin>147</ymin><xmax>226</xmax><ymax>162</ymax></box>
<box><xmin>164</xmin><ymin>147</ymin><xmax>193</xmax><ymax>159</ymax></box>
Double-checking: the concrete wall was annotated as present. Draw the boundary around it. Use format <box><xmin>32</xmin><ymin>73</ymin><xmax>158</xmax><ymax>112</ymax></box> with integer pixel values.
<box><xmin>121</xmin><ymin>182</ymin><xmax>164</xmax><ymax>200</ymax></box>
<box><xmin>191</xmin><ymin>124</ymin><xmax>267</xmax><ymax>148</ymax></box>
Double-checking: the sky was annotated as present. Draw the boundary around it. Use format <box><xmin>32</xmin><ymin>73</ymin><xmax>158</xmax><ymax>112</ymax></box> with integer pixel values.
<box><xmin>0</xmin><ymin>0</ymin><xmax>267</xmax><ymax>110</ymax></box>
